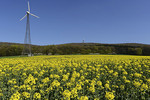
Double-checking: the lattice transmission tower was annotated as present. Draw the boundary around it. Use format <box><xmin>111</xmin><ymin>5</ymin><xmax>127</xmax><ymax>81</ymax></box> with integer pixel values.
<box><xmin>20</xmin><ymin>1</ymin><xmax>39</xmax><ymax>56</ymax></box>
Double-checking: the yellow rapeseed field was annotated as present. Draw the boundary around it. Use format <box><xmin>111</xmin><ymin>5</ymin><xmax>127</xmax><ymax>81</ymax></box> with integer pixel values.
<box><xmin>0</xmin><ymin>55</ymin><xmax>149</xmax><ymax>100</ymax></box>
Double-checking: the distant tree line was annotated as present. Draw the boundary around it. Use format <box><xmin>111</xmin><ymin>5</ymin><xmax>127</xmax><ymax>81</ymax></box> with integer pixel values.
<box><xmin>0</xmin><ymin>43</ymin><xmax>150</xmax><ymax>56</ymax></box>
<box><xmin>40</xmin><ymin>45</ymin><xmax>143</xmax><ymax>55</ymax></box>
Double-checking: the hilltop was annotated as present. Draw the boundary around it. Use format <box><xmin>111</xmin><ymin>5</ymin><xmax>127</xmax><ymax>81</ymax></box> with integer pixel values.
<box><xmin>62</xmin><ymin>42</ymin><xmax>150</xmax><ymax>47</ymax></box>
<box><xmin>0</xmin><ymin>42</ymin><xmax>150</xmax><ymax>47</ymax></box>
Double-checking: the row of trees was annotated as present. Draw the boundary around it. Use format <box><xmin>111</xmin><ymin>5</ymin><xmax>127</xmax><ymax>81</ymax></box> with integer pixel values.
<box><xmin>0</xmin><ymin>44</ymin><xmax>147</xmax><ymax>57</ymax></box>
<box><xmin>41</xmin><ymin>45</ymin><xmax>143</xmax><ymax>55</ymax></box>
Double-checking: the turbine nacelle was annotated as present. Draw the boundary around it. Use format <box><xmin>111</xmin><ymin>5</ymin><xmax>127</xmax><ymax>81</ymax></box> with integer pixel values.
<box><xmin>26</xmin><ymin>11</ymin><xmax>30</xmax><ymax>14</ymax></box>
<box><xmin>20</xmin><ymin>1</ymin><xmax>39</xmax><ymax>21</ymax></box>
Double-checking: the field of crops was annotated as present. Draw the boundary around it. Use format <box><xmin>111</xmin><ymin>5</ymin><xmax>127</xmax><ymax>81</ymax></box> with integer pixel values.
<box><xmin>0</xmin><ymin>55</ymin><xmax>150</xmax><ymax>100</ymax></box>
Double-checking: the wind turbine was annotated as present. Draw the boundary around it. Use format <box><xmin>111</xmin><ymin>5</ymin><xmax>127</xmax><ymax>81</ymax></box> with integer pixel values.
<box><xmin>20</xmin><ymin>1</ymin><xmax>39</xmax><ymax>56</ymax></box>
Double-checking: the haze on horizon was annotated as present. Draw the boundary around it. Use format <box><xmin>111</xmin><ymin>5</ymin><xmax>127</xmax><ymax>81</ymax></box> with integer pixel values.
<box><xmin>0</xmin><ymin>0</ymin><xmax>150</xmax><ymax>45</ymax></box>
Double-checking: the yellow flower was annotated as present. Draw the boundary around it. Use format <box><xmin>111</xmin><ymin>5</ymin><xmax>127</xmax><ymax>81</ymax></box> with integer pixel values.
<box><xmin>122</xmin><ymin>76</ymin><xmax>126</xmax><ymax>80</ymax></box>
<box><xmin>71</xmin><ymin>88</ymin><xmax>78</xmax><ymax>98</ymax></box>
<box><xmin>79</xmin><ymin>96</ymin><xmax>88</xmax><ymax>100</ymax></box>
<box><xmin>147</xmin><ymin>79</ymin><xmax>150</xmax><ymax>84</ymax></box>
<box><xmin>123</xmin><ymin>71</ymin><xmax>128</xmax><ymax>75</ymax></box>
<box><xmin>10</xmin><ymin>91</ymin><xmax>21</xmax><ymax>100</ymax></box>
<box><xmin>50</xmin><ymin>74</ymin><xmax>53</xmax><ymax>78</ymax></box>
<box><xmin>134</xmin><ymin>73</ymin><xmax>142</xmax><ymax>77</ymax></box>
<box><xmin>76</xmin><ymin>72</ymin><xmax>80</xmax><ymax>77</ymax></box>
<box><xmin>105</xmin><ymin>83</ymin><xmax>111</xmax><ymax>90</ymax></box>
<box><xmin>66</xmin><ymin>82</ymin><xmax>72</xmax><ymax>88</ymax></box>
<box><xmin>104</xmin><ymin>65</ymin><xmax>109</xmax><ymax>69</ymax></box>
<box><xmin>125</xmin><ymin>79</ymin><xmax>130</xmax><ymax>83</ymax></box>
<box><xmin>80</xmin><ymin>76</ymin><xmax>85</xmax><ymax>80</ymax></box>
<box><xmin>26</xmin><ymin>85</ymin><xmax>32</xmax><ymax>91</ymax></box>
<box><xmin>97</xmin><ymin>81</ymin><xmax>102</xmax><ymax>86</ymax></box>
<box><xmin>113</xmin><ymin>72</ymin><xmax>118</xmax><ymax>77</ymax></box>
<box><xmin>42</xmin><ymin>77</ymin><xmax>50</xmax><ymax>83</ymax></box>
<box><xmin>62</xmin><ymin>75</ymin><xmax>69</xmax><ymax>81</ymax></box>
<box><xmin>112</xmin><ymin>85</ymin><xmax>118</xmax><ymax>88</ymax></box>
<box><xmin>105</xmin><ymin>91</ymin><xmax>115</xmax><ymax>100</ymax></box>
<box><xmin>33</xmin><ymin>92</ymin><xmax>41</xmax><ymax>99</ymax></box>
<box><xmin>40</xmin><ymin>89</ymin><xmax>45</xmax><ymax>94</ymax></box>
<box><xmin>0</xmin><ymin>93</ymin><xmax>3</xmax><ymax>97</ymax></box>
<box><xmin>24</xmin><ymin>74</ymin><xmax>36</xmax><ymax>85</ymax></box>
<box><xmin>89</xmin><ymin>85</ymin><xmax>95</xmax><ymax>93</ymax></box>
<box><xmin>62</xmin><ymin>90</ymin><xmax>71</xmax><ymax>100</ymax></box>
<box><xmin>118</xmin><ymin>65</ymin><xmax>123</xmax><ymax>71</ymax></box>
<box><xmin>22</xmin><ymin>92</ymin><xmax>30</xmax><ymax>98</ymax></box>
<box><xmin>70</xmin><ymin>77</ymin><xmax>75</xmax><ymax>82</ymax></box>
<box><xmin>106</xmin><ymin>80</ymin><xmax>110</xmax><ymax>84</ymax></box>
<box><xmin>53</xmin><ymin>74</ymin><xmax>60</xmax><ymax>79</ymax></box>
<box><xmin>76</xmin><ymin>83</ymin><xmax>82</xmax><ymax>90</ymax></box>
<box><xmin>94</xmin><ymin>98</ymin><xmax>100</xmax><ymax>100</ymax></box>
<box><xmin>80</xmin><ymin>70</ymin><xmax>83</xmax><ymax>73</ymax></box>
<box><xmin>120</xmin><ymin>85</ymin><xmax>125</xmax><ymax>90</ymax></box>
<box><xmin>7</xmin><ymin>79</ymin><xmax>17</xmax><ymax>85</ymax></box>
<box><xmin>51</xmin><ymin>80</ymin><xmax>60</xmax><ymax>88</ymax></box>
<box><xmin>85</xmin><ymin>79</ymin><xmax>89</xmax><ymax>83</ymax></box>
<box><xmin>140</xmin><ymin>83</ymin><xmax>148</xmax><ymax>91</ymax></box>
<box><xmin>133</xmin><ymin>81</ymin><xmax>141</xmax><ymax>88</ymax></box>
<box><xmin>109</xmin><ymin>70</ymin><xmax>113</xmax><ymax>74</ymax></box>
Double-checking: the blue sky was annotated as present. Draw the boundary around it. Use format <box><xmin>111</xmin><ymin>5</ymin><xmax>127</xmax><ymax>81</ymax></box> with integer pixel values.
<box><xmin>0</xmin><ymin>0</ymin><xmax>150</xmax><ymax>45</ymax></box>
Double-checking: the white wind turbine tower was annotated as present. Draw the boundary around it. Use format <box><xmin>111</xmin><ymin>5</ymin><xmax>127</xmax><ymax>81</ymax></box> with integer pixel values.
<box><xmin>20</xmin><ymin>1</ymin><xmax>39</xmax><ymax>56</ymax></box>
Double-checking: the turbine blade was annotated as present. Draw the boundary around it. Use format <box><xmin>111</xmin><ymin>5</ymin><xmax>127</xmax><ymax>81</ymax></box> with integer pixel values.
<box><xmin>29</xmin><ymin>13</ymin><xmax>39</xmax><ymax>18</ymax></box>
<box><xmin>20</xmin><ymin>14</ymin><xmax>27</xmax><ymax>21</ymax></box>
<box><xmin>28</xmin><ymin>1</ymin><xmax>30</xmax><ymax>12</ymax></box>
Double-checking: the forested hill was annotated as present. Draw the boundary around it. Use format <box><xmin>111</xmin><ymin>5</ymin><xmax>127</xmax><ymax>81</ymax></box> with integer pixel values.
<box><xmin>0</xmin><ymin>42</ymin><xmax>23</xmax><ymax>46</ymax></box>
<box><xmin>0</xmin><ymin>42</ymin><xmax>150</xmax><ymax>56</ymax></box>
<box><xmin>0</xmin><ymin>42</ymin><xmax>37</xmax><ymax>46</ymax></box>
